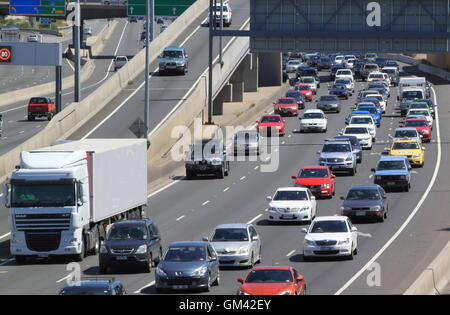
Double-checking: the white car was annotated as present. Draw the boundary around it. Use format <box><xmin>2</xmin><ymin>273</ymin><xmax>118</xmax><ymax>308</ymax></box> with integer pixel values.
<box><xmin>344</xmin><ymin>58</ymin><xmax>356</xmax><ymax>69</ymax></box>
<box><xmin>392</xmin><ymin>127</ymin><xmax>422</xmax><ymax>143</ymax></box>
<box><xmin>348</xmin><ymin>115</ymin><xmax>376</xmax><ymax>140</ymax></box>
<box><xmin>285</xmin><ymin>59</ymin><xmax>303</xmax><ymax>73</ymax></box>
<box><xmin>301</xmin><ymin>216</ymin><xmax>358</xmax><ymax>260</ymax></box>
<box><xmin>334</xmin><ymin>55</ymin><xmax>344</xmax><ymax>64</ymax></box>
<box><xmin>335</xmin><ymin>69</ymin><xmax>354</xmax><ymax>81</ymax></box>
<box><xmin>209</xmin><ymin>2</ymin><xmax>232</xmax><ymax>26</ymax></box>
<box><xmin>366</xmin><ymin>94</ymin><xmax>387</xmax><ymax>113</ymax></box>
<box><xmin>406</xmin><ymin>108</ymin><xmax>433</xmax><ymax>128</ymax></box>
<box><xmin>342</xmin><ymin>126</ymin><xmax>373</xmax><ymax>149</ymax></box>
<box><xmin>334</xmin><ymin>78</ymin><xmax>354</xmax><ymax>93</ymax></box>
<box><xmin>267</xmin><ymin>187</ymin><xmax>317</xmax><ymax>223</ymax></box>
<box><xmin>367</xmin><ymin>72</ymin><xmax>390</xmax><ymax>85</ymax></box>
<box><xmin>299</xmin><ymin>109</ymin><xmax>328</xmax><ymax>133</ymax></box>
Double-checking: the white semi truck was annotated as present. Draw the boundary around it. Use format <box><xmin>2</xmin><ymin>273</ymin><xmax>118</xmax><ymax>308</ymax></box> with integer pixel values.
<box><xmin>3</xmin><ymin>139</ymin><xmax>148</xmax><ymax>263</ymax></box>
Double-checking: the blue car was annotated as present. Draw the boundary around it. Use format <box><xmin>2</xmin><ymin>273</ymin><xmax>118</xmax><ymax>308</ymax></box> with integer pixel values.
<box><xmin>371</xmin><ymin>156</ymin><xmax>412</xmax><ymax>192</ymax></box>
<box><xmin>328</xmin><ymin>83</ymin><xmax>350</xmax><ymax>99</ymax></box>
<box><xmin>356</xmin><ymin>106</ymin><xmax>381</xmax><ymax>127</ymax></box>
<box><xmin>285</xmin><ymin>90</ymin><xmax>306</xmax><ymax>109</ymax></box>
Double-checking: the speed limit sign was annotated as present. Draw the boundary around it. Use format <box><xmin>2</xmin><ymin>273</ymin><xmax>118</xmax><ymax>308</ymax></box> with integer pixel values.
<box><xmin>0</xmin><ymin>46</ymin><xmax>12</xmax><ymax>63</ymax></box>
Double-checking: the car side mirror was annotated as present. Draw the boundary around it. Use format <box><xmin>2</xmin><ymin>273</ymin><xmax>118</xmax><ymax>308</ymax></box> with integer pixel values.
<box><xmin>340</xmin><ymin>196</ymin><xmax>345</xmax><ymax>200</ymax></box>
<box><xmin>300</xmin><ymin>228</ymin><xmax>308</xmax><ymax>233</ymax></box>
<box><xmin>371</xmin><ymin>168</ymin><xmax>376</xmax><ymax>172</ymax></box>
<box><xmin>158</xmin><ymin>54</ymin><xmax>163</xmax><ymax>58</ymax></box>
<box><xmin>210</xmin><ymin>257</ymin><xmax>217</xmax><ymax>262</ymax></box>
<box><xmin>296</xmin><ymin>276</ymin><xmax>304</xmax><ymax>282</ymax></box>
<box><xmin>252</xmin><ymin>235</ymin><xmax>259</xmax><ymax>241</ymax></box>
<box><xmin>311</xmin><ymin>196</ymin><xmax>316</xmax><ymax>201</ymax></box>
<box><xmin>331</xmin><ymin>175</ymin><xmax>336</xmax><ymax>178</ymax></box>
<box><xmin>422</xmin><ymin>147</ymin><xmax>426</xmax><ymax>150</ymax></box>
<box><xmin>99</xmin><ymin>236</ymin><xmax>105</xmax><ymax>242</ymax></box>
<box><xmin>202</xmin><ymin>236</ymin><xmax>209</xmax><ymax>242</ymax></box>
<box><xmin>351</xmin><ymin>227</ymin><xmax>358</xmax><ymax>232</ymax></box>
<box><xmin>237</xmin><ymin>278</ymin><xmax>244</xmax><ymax>284</ymax></box>
<box><xmin>266</xmin><ymin>196</ymin><xmax>272</xmax><ymax>201</ymax></box>
<box><xmin>3</xmin><ymin>184</ymin><xmax>10</xmax><ymax>208</ymax></box>
<box><xmin>316</xmin><ymin>151</ymin><xmax>321</xmax><ymax>154</ymax></box>
<box><xmin>291</xmin><ymin>175</ymin><xmax>297</xmax><ymax>179</ymax></box>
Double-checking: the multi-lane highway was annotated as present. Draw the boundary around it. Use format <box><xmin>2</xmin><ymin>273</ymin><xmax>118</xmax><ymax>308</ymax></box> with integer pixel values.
<box><xmin>0</xmin><ymin>57</ymin><xmax>449</xmax><ymax>295</ymax></box>
<box><xmin>0</xmin><ymin>18</ymin><xmax>141</xmax><ymax>155</ymax></box>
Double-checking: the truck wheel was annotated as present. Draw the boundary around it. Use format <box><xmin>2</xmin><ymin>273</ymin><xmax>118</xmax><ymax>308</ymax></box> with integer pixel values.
<box><xmin>28</xmin><ymin>116</ymin><xmax>35</xmax><ymax>121</ymax></box>
<box><xmin>90</xmin><ymin>227</ymin><xmax>100</xmax><ymax>255</ymax></box>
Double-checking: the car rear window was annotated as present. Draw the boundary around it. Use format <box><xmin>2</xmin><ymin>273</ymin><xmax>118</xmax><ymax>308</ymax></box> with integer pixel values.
<box><xmin>29</xmin><ymin>97</ymin><xmax>48</xmax><ymax>104</ymax></box>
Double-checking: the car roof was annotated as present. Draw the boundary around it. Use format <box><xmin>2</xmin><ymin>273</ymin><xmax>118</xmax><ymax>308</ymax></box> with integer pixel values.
<box><xmin>164</xmin><ymin>46</ymin><xmax>184</xmax><ymax>51</ymax></box>
<box><xmin>301</xmin><ymin>166</ymin><xmax>328</xmax><ymax>170</ymax></box>
<box><xmin>63</xmin><ymin>280</ymin><xmax>113</xmax><ymax>290</ymax></box>
<box><xmin>110</xmin><ymin>220</ymin><xmax>150</xmax><ymax>226</ymax></box>
<box><xmin>275</xmin><ymin>187</ymin><xmax>309</xmax><ymax>192</ymax></box>
<box><xmin>262</xmin><ymin>114</ymin><xmax>281</xmax><ymax>117</ymax></box>
<box><xmin>313</xmin><ymin>216</ymin><xmax>348</xmax><ymax>222</ymax></box>
<box><xmin>379</xmin><ymin>156</ymin><xmax>408</xmax><ymax>161</ymax></box>
<box><xmin>169</xmin><ymin>241</ymin><xmax>207</xmax><ymax>247</ymax></box>
<box><xmin>304</xmin><ymin>109</ymin><xmax>324</xmax><ymax>113</ymax></box>
<box><xmin>395</xmin><ymin>127</ymin><xmax>418</xmax><ymax>131</ymax></box>
<box><xmin>393</xmin><ymin>139</ymin><xmax>419</xmax><ymax>143</ymax></box>
<box><xmin>349</xmin><ymin>185</ymin><xmax>381</xmax><ymax>190</ymax></box>
<box><xmin>250</xmin><ymin>266</ymin><xmax>292</xmax><ymax>271</ymax></box>
<box><xmin>214</xmin><ymin>223</ymin><xmax>250</xmax><ymax>229</ymax></box>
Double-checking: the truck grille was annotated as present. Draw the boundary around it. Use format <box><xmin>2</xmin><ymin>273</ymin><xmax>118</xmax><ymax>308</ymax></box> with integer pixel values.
<box><xmin>25</xmin><ymin>231</ymin><xmax>61</xmax><ymax>252</ymax></box>
<box><xmin>15</xmin><ymin>214</ymin><xmax>71</xmax><ymax>231</ymax></box>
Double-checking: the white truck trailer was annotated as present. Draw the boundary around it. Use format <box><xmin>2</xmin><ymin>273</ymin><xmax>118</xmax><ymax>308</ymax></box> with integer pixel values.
<box><xmin>3</xmin><ymin>139</ymin><xmax>148</xmax><ymax>263</ymax></box>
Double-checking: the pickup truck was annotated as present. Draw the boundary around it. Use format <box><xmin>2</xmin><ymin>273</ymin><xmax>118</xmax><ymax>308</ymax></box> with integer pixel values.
<box><xmin>114</xmin><ymin>56</ymin><xmax>128</xmax><ymax>71</ymax></box>
<box><xmin>27</xmin><ymin>97</ymin><xmax>55</xmax><ymax>121</ymax></box>
<box><xmin>372</xmin><ymin>156</ymin><xmax>412</xmax><ymax>192</ymax></box>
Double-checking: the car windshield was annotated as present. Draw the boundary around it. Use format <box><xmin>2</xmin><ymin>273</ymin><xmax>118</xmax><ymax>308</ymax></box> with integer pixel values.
<box><xmin>320</xmin><ymin>96</ymin><xmax>338</xmax><ymax>101</ymax></box>
<box><xmin>405</xmin><ymin>120</ymin><xmax>427</xmax><ymax>127</ymax></box>
<box><xmin>277</xmin><ymin>99</ymin><xmax>295</xmax><ymax>104</ymax></box>
<box><xmin>273</xmin><ymin>190</ymin><xmax>308</xmax><ymax>201</ymax></box>
<box><xmin>303</xmin><ymin>113</ymin><xmax>323</xmax><ymax>119</ymax></box>
<box><xmin>346</xmin><ymin>189</ymin><xmax>381</xmax><ymax>200</ymax></box>
<box><xmin>332</xmin><ymin>84</ymin><xmax>346</xmax><ymax>89</ymax></box>
<box><xmin>403</xmin><ymin>91</ymin><xmax>423</xmax><ymax>99</ymax></box>
<box><xmin>310</xmin><ymin>221</ymin><xmax>348</xmax><ymax>233</ymax></box>
<box><xmin>410</xmin><ymin>110</ymin><xmax>429</xmax><ymax>116</ymax></box>
<box><xmin>107</xmin><ymin>225</ymin><xmax>148</xmax><ymax>241</ymax></box>
<box><xmin>336</xmin><ymin>79</ymin><xmax>350</xmax><ymax>85</ymax></box>
<box><xmin>350</xmin><ymin>117</ymin><xmax>372</xmax><ymax>124</ymax></box>
<box><xmin>211</xmin><ymin>228</ymin><xmax>249</xmax><ymax>242</ymax></box>
<box><xmin>29</xmin><ymin>97</ymin><xmax>48</xmax><ymax>104</ymax></box>
<box><xmin>359</xmin><ymin>107</ymin><xmax>377</xmax><ymax>114</ymax></box>
<box><xmin>286</xmin><ymin>91</ymin><xmax>302</xmax><ymax>98</ymax></box>
<box><xmin>299</xmin><ymin>169</ymin><xmax>328</xmax><ymax>178</ymax></box>
<box><xmin>296</xmin><ymin>85</ymin><xmax>310</xmax><ymax>91</ymax></box>
<box><xmin>164</xmin><ymin>246</ymin><xmax>206</xmax><ymax>262</ymax></box>
<box><xmin>322</xmin><ymin>143</ymin><xmax>351</xmax><ymax>152</ymax></box>
<box><xmin>245</xmin><ymin>270</ymin><xmax>293</xmax><ymax>283</ymax></box>
<box><xmin>369</xmin><ymin>74</ymin><xmax>384</xmax><ymax>79</ymax></box>
<box><xmin>213</xmin><ymin>5</ymin><xmax>228</xmax><ymax>11</ymax></box>
<box><xmin>410</xmin><ymin>104</ymin><xmax>428</xmax><ymax>109</ymax></box>
<box><xmin>365</xmin><ymin>65</ymin><xmax>378</xmax><ymax>71</ymax></box>
<box><xmin>395</xmin><ymin>130</ymin><xmax>417</xmax><ymax>138</ymax></box>
<box><xmin>261</xmin><ymin>116</ymin><xmax>281</xmax><ymax>123</ymax></box>
<box><xmin>392</xmin><ymin>142</ymin><xmax>420</xmax><ymax>150</ymax></box>
<box><xmin>288</xmin><ymin>60</ymin><xmax>300</xmax><ymax>65</ymax></box>
<box><xmin>163</xmin><ymin>50</ymin><xmax>183</xmax><ymax>58</ymax></box>
<box><xmin>11</xmin><ymin>183</ymin><xmax>75</xmax><ymax>207</ymax></box>
<box><xmin>383</xmin><ymin>69</ymin><xmax>396</xmax><ymax>74</ymax></box>
<box><xmin>344</xmin><ymin>127</ymin><xmax>368</xmax><ymax>134</ymax></box>
<box><xmin>302</xmin><ymin>78</ymin><xmax>314</xmax><ymax>83</ymax></box>
<box><xmin>337</xmin><ymin>70</ymin><xmax>352</xmax><ymax>75</ymax></box>
<box><xmin>377</xmin><ymin>160</ymin><xmax>406</xmax><ymax>170</ymax></box>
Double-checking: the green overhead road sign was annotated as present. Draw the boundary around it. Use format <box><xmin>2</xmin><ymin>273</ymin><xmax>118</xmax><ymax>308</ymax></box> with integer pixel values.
<box><xmin>41</xmin><ymin>0</ymin><xmax>66</xmax><ymax>16</ymax></box>
<box><xmin>127</xmin><ymin>0</ymin><xmax>196</xmax><ymax>17</ymax></box>
<box><xmin>127</xmin><ymin>0</ymin><xmax>147</xmax><ymax>16</ymax></box>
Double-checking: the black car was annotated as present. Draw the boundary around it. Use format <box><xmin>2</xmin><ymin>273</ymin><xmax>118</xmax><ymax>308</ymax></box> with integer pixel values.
<box><xmin>317</xmin><ymin>57</ymin><xmax>332</xmax><ymax>70</ymax></box>
<box><xmin>285</xmin><ymin>90</ymin><xmax>306</xmax><ymax>109</ymax></box>
<box><xmin>59</xmin><ymin>279</ymin><xmax>126</xmax><ymax>295</ymax></box>
<box><xmin>99</xmin><ymin>219</ymin><xmax>163</xmax><ymax>273</ymax></box>
<box><xmin>296</xmin><ymin>67</ymin><xmax>319</xmax><ymax>81</ymax></box>
<box><xmin>334</xmin><ymin>135</ymin><xmax>362</xmax><ymax>163</ymax></box>
<box><xmin>330</xmin><ymin>64</ymin><xmax>345</xmax><ymax>80</ymax></box>
<box><xmin>307</xmin><ymin>55</ymin><xmax>321</xmax><ymax>68</ymax></box>
<box><xmin>340</xmin><ymin>185</ymin><xmax>388</xmax><ymax>222</ymax></box>
<box><xmin>374</xmin><ymin>57</ymin><xmax>387</xmax><ymax>68</ymax></box>
<box><xmin>155</xmin><ymin>241</ymin><xmax>220</xmax><ymax>292</ymax></box>
<box><xmin>353</xmin><ymin>61</ymin><xmax>366</xmax><ymax>79</ymax></box>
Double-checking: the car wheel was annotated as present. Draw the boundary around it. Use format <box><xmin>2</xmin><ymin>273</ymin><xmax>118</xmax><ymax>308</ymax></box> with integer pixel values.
<box><xmin>186</xmin><ymin>170</ymin><xmax>194</xmax><ymax>180</ymax></box>
<box><xmin>224</xmin><ymin>162</ymin><xmax>230</xmax><ymax>176</ymax></box>
<box><xmin>353</xmin><ymin>247</ymin><xmax>358</xmax><ymax>256</ymax></box>
<box><xmin>143</xmin><ymin>259</ymin><xmax>152</xmax><ymax>273</ymax></box>
<box><xmin>217</xmin><ymin>166</ymin><xmax>225</xmax><ymax>179</ymax></box>
<box><xmin>28</xmin><ymin>116</ymin><xmax>35</xmax><ymax>121</ymax></box>
<box><xmin>347</xmin><ymin>245</ymin><xmax>354</xmax><ymax>260</ymax></box>
<box><xmin>212</xmin><ymin>273</ymin><xmax>220</xmax><ymax>286</ymax></box>
<box><xmin>257</xmin><ymin>248</ymin><xmax>262</xmax><ymax>264</ymax></box>
<box><xmin>204</xmin><ymin>274</ymin><xmax>211</xmax><ymax>292</ymax></box>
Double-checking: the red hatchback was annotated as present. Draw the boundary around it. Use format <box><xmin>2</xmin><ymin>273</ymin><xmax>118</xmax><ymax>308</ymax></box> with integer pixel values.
<box><xmin>401</xmin><ymin>118</ymin><xmax>432</xmax><ymax>142</ymax></box>
<box><xmin>256</xmin><ymin>115</ymin><xmax>285</xmax><ymax>137</ymax></box>
<box><xmin>237</xmin><ymin>266</ymin><xmax>306</xmax><ymax>295</ymax></box>
<box><xmin>294</xmin><ymin>84</ymin><xmax>313</xmax><ymax>101</ymax></box>
<box><xmin>273</xmin><ymin>98</ymin><xmax>298</xmax><ymax>116</ymax></box>
<box><xmin>291</xmin><ymin>166</ymin><xmax>336</xmax><ymax>198</ymax></box>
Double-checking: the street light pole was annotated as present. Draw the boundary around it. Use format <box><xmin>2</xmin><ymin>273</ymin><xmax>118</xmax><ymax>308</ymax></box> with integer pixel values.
<box><xmin>74</xmin><ymin>0</ymin><xmax>81</xmax><ymax>102</ymax></box>
<box><xmin>219</xmin><ymin>0</ymin><xmax>223</xmax><ymax>67</ymax></box>
<box><xmin>207</xmin><ymin>0</ymin><xmax>214</xmax><ymax>125</ymax></box>
<box><xmin>144</xmin><ymin>0</ymin><xmax>151</xmax><ymax>138</ymax></box>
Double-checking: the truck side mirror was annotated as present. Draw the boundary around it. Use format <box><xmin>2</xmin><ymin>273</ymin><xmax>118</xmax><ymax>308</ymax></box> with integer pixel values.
<box><xmin>3</xmin><ymin>183</ymin><xmax>10</xmax><ymax>208</ymax></box>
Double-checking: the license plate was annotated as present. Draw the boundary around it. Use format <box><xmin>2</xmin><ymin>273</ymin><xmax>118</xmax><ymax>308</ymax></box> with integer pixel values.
<box><xmin>387</xmin><ymin>182</ymin><xmax>396</xmax><ymax>186</ymax></box>
<box><xmin>38</xmin><ymin>254</ymin><xmax>49</xmax><ymax>258</ymax></box>
<box><xmin>116</xmin><ymin>256</ymin><xmax>128</xmax><ymax>260</ymax></box>
<box><xmin>322</xmin><ymin>247</ymin><xmax>334</xmax><ymax>251</ymax></box>
<box><xmin>283</xmin><ymin>215</ymin><xmax>294</xmax><ymax>219</ymax></box>
<box><xmin>331</xmin><ymin>165</ymin><xmax>340</xmax><ymax>169</ymax></box>
<box><xmin>356</xmin><ymin>211</ymin><xmax>366</xmax><ymax>216</ymax></box>
<box><xmin>199</xmin><ymin>165</ymin><xmax>208</xmax><ymax>170</ymax></box>
<box><xmin>172</xmin><ymin>285</ymin><xmax>188</xmax><ymax>289</ymax></box>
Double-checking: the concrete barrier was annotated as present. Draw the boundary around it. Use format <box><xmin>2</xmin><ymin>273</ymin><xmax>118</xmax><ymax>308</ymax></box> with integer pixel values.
<box><xmin>405</xmin><ymin>241</ymin><xmax>450</xmax><ymax>295</ymax></box>
<box><xmin>0</xmin><ymin>20</ymin><xmax>119</xmax><ymax>109</ymax></box>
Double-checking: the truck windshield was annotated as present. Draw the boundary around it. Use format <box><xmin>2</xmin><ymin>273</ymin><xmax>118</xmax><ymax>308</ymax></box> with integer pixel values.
<box><xmin>403</xmin><ymin>91</ymin><xmax>423</xmax><ymax>99</ymax></box>
<box><xmin>11</xmin><ymin>183</ymin><xmax>75</xmax><ymax>207</ymax></box>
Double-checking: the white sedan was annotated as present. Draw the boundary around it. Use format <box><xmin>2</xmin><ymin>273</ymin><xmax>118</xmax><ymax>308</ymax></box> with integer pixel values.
<box><xmin>342</xmin><ymin>126</ymin><xmax>373</xmax><ymax>149</ymax></box>
<box><xmin>267</xmin><ymin>187</ymin><xmax>317</xmax><ymax>223</ymax></box>
<box><xmin>302</xmin><ymin>216</ymin><xmax>358</xmax><ymax>261</ymax></box>
<box><xmin>299</xmin><ymin>109</ymin><xmax>328</xmax><ymax>133</ymax></box>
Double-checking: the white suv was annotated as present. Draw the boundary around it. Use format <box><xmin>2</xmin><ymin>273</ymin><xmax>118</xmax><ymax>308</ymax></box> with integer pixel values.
<box><xmin>348</xmin><ymin>115</ymin><xmax>376</xmax><ymax>140</ymax></box>
<box><xmin>267</xmin><ymin>187</ymin><xmax>317</xmax><ymax>223</ymax></box>
<box><xmin>209</xmin><ymin>2</ymin><xmax>232</xmax><ymax>26</ymax></box>
<box><xmin>302</xmin><ymin>216</ymin><xmax>358</xmax><ymax>261</ymax></box>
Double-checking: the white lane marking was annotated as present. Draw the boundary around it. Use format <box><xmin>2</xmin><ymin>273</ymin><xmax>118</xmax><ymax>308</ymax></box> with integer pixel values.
<box><xmin>0</xmin><ymin>258</ymin><xmax>14</xmax><ymax>266</ymax></box>
<box><xmin>335</xmin><ymin>86</ymin><xmax>442</xmax><ymax>295</ymax></box>
<box><xmin>247</xmin><ymin>214</ymin><xmax>263</xmax><ymax>224</ymax></box>
<box><xmin>81</xmin><ymin>17</ymin><xmax>250</xmax><ymax>140</ymax></box>
<box><xmin>202</xmin><ymin>200</ymin><xmax>210</xmax><ymax>206</ymax></box>
<box><xmin>65</xmin><ymin>58</ymin><xmax>75</xmax><ymax>71</ymax></box>
<box><xmin>147</xmin><ymin>180</ymin><xmax>181</xmax><ymax>198</ymax></box>
<box><xmin>240</xmin><ymin>176</ymin><xmax>246</xmax><ymax>181</ymax></box>
<box><xmin>369</xmin><ymin>174</ymin><xmax>374</xmax><ymax>179</ymax></box>
<box><xmin>286</xmin><ymin>250</ymin><xmax>295</xmax><ymax>257</ymax></box>
<box><xmin>254</xmin><ymin>166</ymin><xmax>259</xmax><ymax>170</ymax></box>
<box><xmin>56</xmin><ymin>274</ymin><xmax>71</xmax><ymax>283</ymax></box>
<box><xmin>0</xmin><ymin>232</ymin><xmax>10</xmax><ymax>240</ymax></box>
<box><xmin>176</xmin><ymin>215</ymin><xmax>185</xmax><ymax>221</ymax></box>
<box><xmin>288</xmin><ymin>134</ymin><xmax>292</xmax><ymax>138</ymax></box>
<box><xmin>0</xmin><ymin>271</ymin><xmax>7</xmax><ymax>274</ymax></box>
<box><xmin>223</xmin><ymin>187</ymin><xmax>230</xmax><ymax>192</ymax></box>
<box><xmin>134</xmin><ymin>280</ymin><xmax>155</xmax><ymax>294</ymax></box>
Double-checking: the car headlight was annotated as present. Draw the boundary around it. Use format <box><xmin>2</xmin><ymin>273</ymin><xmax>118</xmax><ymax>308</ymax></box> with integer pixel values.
<box><xmin>238</xmin><ymin>290</ymin><xmax>250</xmax><ymax>295</ymax></box>
<box><xmin>238</xmin><ymin>247</ymin><xmax>249</xmax><ymax>255</ymax></box>
<box><xmin>340</xmin><ymin>206</ymin><xmax>351</xmax><ymax>211</ymax></box>
<box><xmin>304</xmin><ymin>239</ymin><xmax>315</xmax><ymax>246</ymax></box>
<box><xmin>156</xmin><ymin>266</ymin><xmax>167</xmax><ymax>277</ymax></box>
<box><xmin>413</xmin><ymin>154</ymin><xmax>422</xmax><ymax>157</ymax></box>
<box><xmin>399</xmin><ymin>175</ymin><xmax>407</xmax><ymax>179</ymax></box>
<box><xmin>99</xmin><ymin>245</ymin><xmax>108</xmax><ymax>254</ymax></box>
<box><xmin>135</xmin><ymin>244</ymin><xmax>148</xmax><ymax>254</ymax></box>
<box><xmin>370</xmin><ymin>206</ymin><xmax>381</xmax><ymax>211</ymax></box>
<box><xmin>321</xmin><ymin>183</ymin><xmax>331</xmax><ymax>188</ymax></box>
<box><xmin>345</xmin><ymin>156</ymin><xmax>353</xmax><ymax>161</ymax></box>
<box><xmin>338</xmin><ymin>238</ymin><xmax>350</xmax><ymax>245</ymax></box>
<box><xmin>299</xmin><ymin>207</ymin><xmax>309</xmax><ymax>212</ymax></box>
<box><xmin>193</xmin><ymin>266</ymin><xmax>208</xmax><ymax>277</ymax></box>
<box><xmin>319</xmin><ymin>158</ymin><xmax>326</xmax><ymax>162</ymax></box>
<box><xmin>376</xmin><ymin>176</ymin><xmax>382</xmax><ymax>180</ymax></box>
<box><xmin>177</xmin><ymin>62</ymin><xmax>185</xmax><ymax>66</ymax></box>
<box><xmin>279</xmin><ymin>290</ymin><xmax>292</xmax><ymax>295</ymax></box>
<box><xmin>422</xmin><ymin>130</ymin><xmax>430</xmax><ymax>134</ymax></box>
<box><xmin>268</xmin><ymin>207</ymin><xmax>277</xmax><ymax>212</ymax></box>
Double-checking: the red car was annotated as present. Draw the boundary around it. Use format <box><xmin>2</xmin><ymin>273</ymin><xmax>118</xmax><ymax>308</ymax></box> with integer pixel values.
<box><xmin>294</xmin><ymin>84</ymin><xmax>313</xmax><ymax>101</ymax></box>
<box><xmin>237</xmin><ymin>266</ymin><xmax>306</xmax><ymax>295</ymax></box>
<box><xmin>291</xmin><ymin>166</ymin><xmax>336</xmax><ymax>198</ymax></box>
<box><xmin>273</xmin><ymin>98</ymin><xmax>298</xmax><ymax>116</ymax></box>
<box><xmin>256</xmin><ymin>115</ymin><xmax>285</xmax><ymax>137</ymax></box>
<box><xmin>400</xmin><ymin>118</ymin><xmax>432</xmax><ymax>142</ymax></box>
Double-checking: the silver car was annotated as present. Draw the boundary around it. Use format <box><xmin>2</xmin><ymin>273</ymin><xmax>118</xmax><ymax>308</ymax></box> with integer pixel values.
<box><xmin>233</xmin><ymin>130</ymin><xmax>261</xmax><ymax>156</ymax></box>
<box><xmin>205</xmin><ymin>223</ymin><xmax>262</xmax><ymax>268</ymax></box>
<box><xmin>318</xmin><ymin>139</ymin><xmax>357</xmax><ymax>175</ymax></box>
<box><xmin>299</xmin><ymin>76</ymin><xmax>319</xmax><ymax>94</ymax></box>
<box><xmin>285</xmin><ymin>59</ymin><xmax>304</xmax><ymax>73</ymax></box>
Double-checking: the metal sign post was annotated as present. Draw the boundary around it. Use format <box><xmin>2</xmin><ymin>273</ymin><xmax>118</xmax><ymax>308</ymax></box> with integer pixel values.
<box><xmin>144</xmin><ymin>0</ymin><xmax>152</xmax><ymax>138</ymax></box>
<box><xmin>207</xmin><ymin>0</ymin><xmax>214</xmax><ymax>125</ymax></box>
<box><xmin>74</xmin><ymin>0</ymin><xmax>81</xmax><ymax>102</ymax></box>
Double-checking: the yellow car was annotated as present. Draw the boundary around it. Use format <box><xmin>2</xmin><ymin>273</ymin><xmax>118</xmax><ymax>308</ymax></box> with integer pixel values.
<box><xmin>385</xmin><ymin>139</ymin><xmax>425</xmax><ymax>167</ymax></box>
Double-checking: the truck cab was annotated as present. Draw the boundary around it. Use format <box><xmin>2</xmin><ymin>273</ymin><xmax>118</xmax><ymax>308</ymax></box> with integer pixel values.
<box><xmin>27</xmin><ymin>97</ymin><xmax>55</xmax><ymax>121</ymax></box>
<box><xmin>372</xmin><ymin>156</ymin><xmax>412</xmax><ymax>192</ymax></box>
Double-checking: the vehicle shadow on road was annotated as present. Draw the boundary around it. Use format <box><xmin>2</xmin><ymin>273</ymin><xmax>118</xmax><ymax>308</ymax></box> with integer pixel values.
<box><xmin>83</xmin><ymin>265</ymin><xmax>148</xmax><ymax>276</ymax></box>
<box><xmin>256</xmin><ymin>219</ymin><xmax>309</xmax><ymax>226</ymax></box>
<box><xmin>289</xmin><ymin>253</ymin><xmax>349</xmax><ymax>263</ymax></box>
